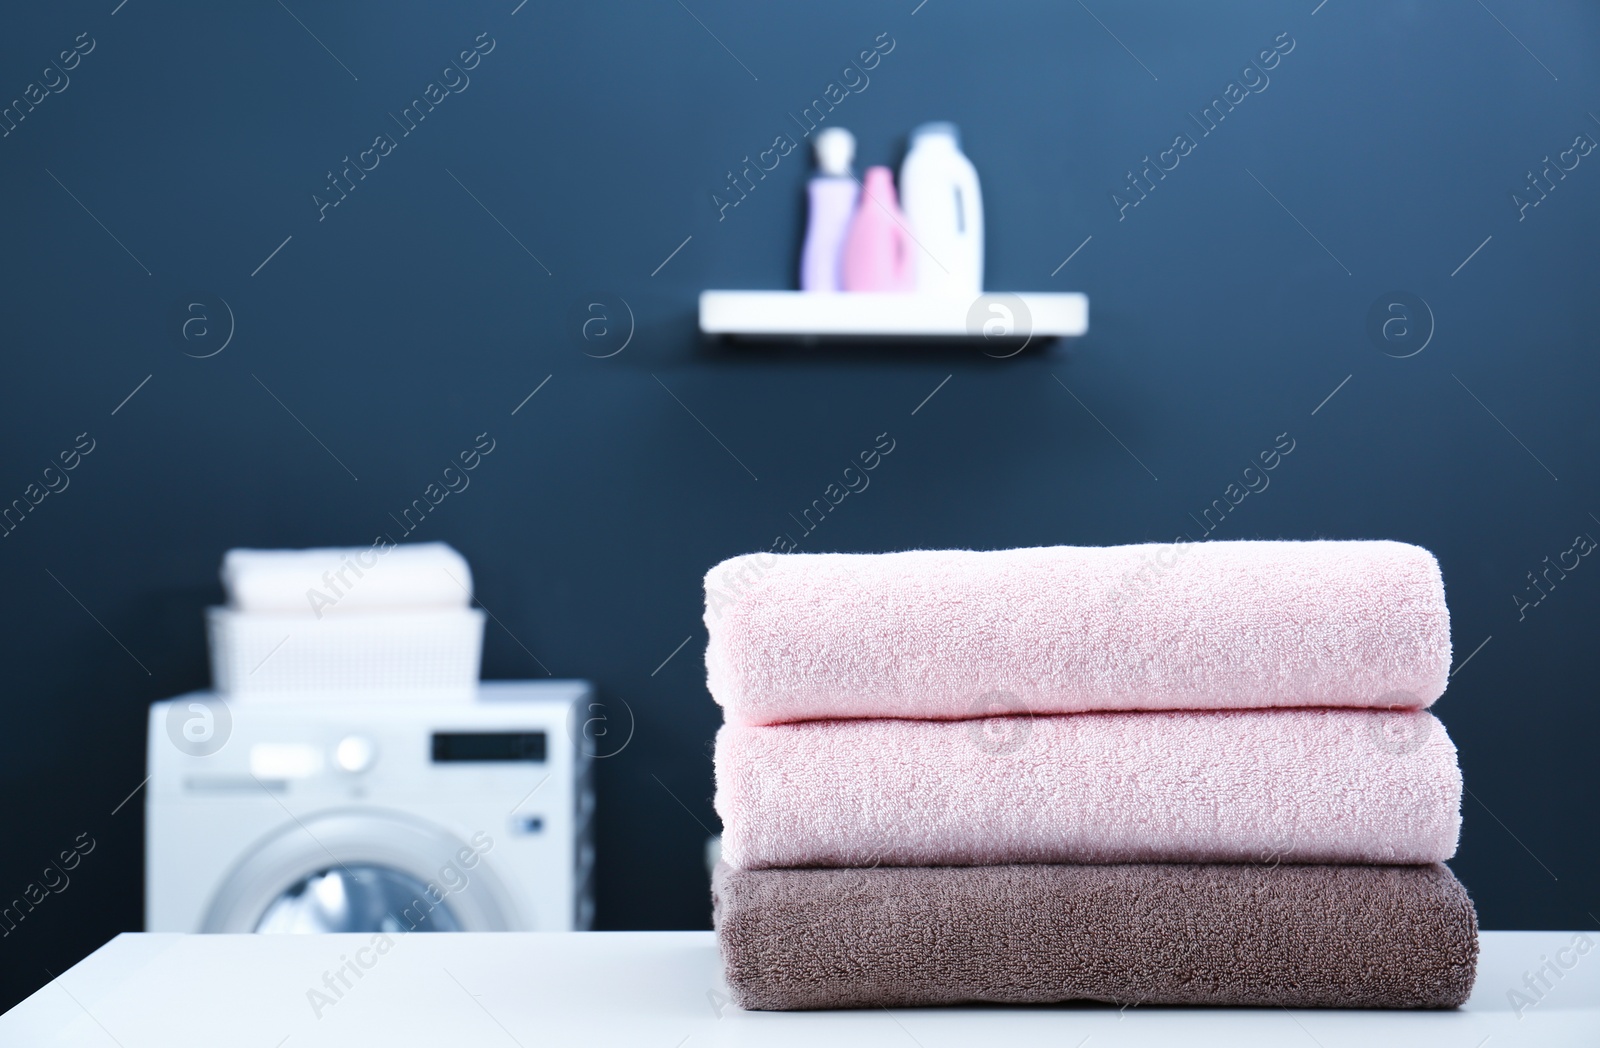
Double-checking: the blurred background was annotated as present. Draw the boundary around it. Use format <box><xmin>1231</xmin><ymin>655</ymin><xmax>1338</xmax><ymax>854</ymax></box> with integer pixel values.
<box><xmin>2</xmin><ymin>0</ymin><xmax>1598</xmax><ymax>1012</ymax></box>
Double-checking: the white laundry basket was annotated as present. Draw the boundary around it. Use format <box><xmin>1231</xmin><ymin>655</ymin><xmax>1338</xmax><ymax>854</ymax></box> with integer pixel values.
<box><xmin>207</xmin><ymin>606</ymin><xmax>485</xmax><ymax>699</ymax></box>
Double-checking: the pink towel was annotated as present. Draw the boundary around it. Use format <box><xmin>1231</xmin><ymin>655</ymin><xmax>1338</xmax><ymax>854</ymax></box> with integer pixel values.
<box><xmin>714</xmin><ymin>708</ymin><xmax>1461</xmax><ymax>869</ymax></box>
<box><xmin>704</xmin><ymin>540</ymin><xmax>1451</xmax><ymax>726</ymax></box>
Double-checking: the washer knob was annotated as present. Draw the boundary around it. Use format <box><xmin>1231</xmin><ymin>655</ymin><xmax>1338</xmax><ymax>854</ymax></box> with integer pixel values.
<box><xmin>334</xmin><ymin>734</ymin><xmax>377</xmax><ymax>773</ymax></box>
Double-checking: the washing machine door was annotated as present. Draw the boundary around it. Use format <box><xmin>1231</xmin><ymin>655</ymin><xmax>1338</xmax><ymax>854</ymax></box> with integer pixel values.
<box><xmin>201</xmin><ymin>809</ymin><xmax>520</xmax><ymax>933</ymax></box>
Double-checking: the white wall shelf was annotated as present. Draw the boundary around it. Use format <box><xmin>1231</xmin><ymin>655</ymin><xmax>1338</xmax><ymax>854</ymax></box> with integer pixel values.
<box><xmin>698</xmin><ymin>291</ymin><xmax>1088</xmax><ymax>342</ymax></box>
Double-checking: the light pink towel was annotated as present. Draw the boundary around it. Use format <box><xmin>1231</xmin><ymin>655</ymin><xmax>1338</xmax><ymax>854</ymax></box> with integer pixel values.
<box><xmin>714</xmin><ymin>708</ymin><xmax>1462</xmax><ymax>870</ymax></box>
<box><xmin>704</xmin><ymin>541</ymin><xmax>1451</xmax><ymax>726</ymax></box>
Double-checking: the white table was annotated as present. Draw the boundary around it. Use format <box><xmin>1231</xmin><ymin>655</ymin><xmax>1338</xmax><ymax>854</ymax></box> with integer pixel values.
<box><xmin>3</xmin><ymin>930</ymin><xmax>1594</xmax><ymax>1046</ymax></box>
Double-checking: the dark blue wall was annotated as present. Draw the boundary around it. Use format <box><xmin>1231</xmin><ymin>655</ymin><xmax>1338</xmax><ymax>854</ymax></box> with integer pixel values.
<box><xmin>2</xmin><ymin>0</ymin><xmax>1597</xmax><ymax>1009</ymax></box>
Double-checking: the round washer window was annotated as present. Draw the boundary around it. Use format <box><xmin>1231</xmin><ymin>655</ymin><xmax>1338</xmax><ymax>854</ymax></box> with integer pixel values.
<box><xmin>201</xmin><ymin>810</ymin><xmax>516</xmax><ymax>933</ymax></box>
<box><xmin>254</xmin><ymin>865</ymin><xmax>461</xmax><ymax>934</ymax></box>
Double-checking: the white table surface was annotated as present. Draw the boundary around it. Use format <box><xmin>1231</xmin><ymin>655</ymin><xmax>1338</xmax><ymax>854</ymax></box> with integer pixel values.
<box><xmin>3</xmin><ymin>930</ymin><xmax>1594</xmax><ymax>1046</ymax></box>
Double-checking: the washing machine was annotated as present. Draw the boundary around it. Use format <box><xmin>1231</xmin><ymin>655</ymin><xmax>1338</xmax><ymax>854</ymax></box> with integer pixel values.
<box><xmin>146</xmin><ymin>681</ymin><xmax>595</xmax><ymax>934</ymax></box>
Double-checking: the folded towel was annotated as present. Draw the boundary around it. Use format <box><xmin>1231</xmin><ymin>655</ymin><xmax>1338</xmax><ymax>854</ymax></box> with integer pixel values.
<box><xmin>713</xmin><ymin>861</ymin><xmax>1479</xmax><ymax>1010</ymax></box>
<box><xmin>704</xmin><ymin>540</ymin><xmax>1451</xmax><ymax>725</ymax></box>
<box><xmin>715</xmin><ymin>708</ymin><xmax>1461</xmax><ymax>869</ymax></box>
<box><xmin>221</xmin><ymin>542</ymin><xmax>472</xmax><ymax>616</ymax></box>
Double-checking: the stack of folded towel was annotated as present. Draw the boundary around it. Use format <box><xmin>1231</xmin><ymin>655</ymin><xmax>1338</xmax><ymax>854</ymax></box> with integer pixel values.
<box><xmin>209</xmin><ymin>542</ymin><xmax>485</xmax><ymax>699</ymax></box>
<box><xmin>705</xmin><ymin>540</ymin><xmax>1479</xmax><ymax>1010</ymax></box>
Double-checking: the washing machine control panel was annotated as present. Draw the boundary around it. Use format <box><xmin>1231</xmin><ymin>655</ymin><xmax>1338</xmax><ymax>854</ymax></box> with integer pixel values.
<box><xmin>334</xmin><ymin>734</ymin><xmax>378</xmax><ymax>773</ymax></box>
<box><xmin>430</xmin><ymin>731</ymin><xmax>546</xmax><ymax>763</ymax></box>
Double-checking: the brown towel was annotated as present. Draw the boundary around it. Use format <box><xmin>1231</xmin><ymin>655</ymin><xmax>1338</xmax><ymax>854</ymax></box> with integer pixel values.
<box><xmin>713</xmin><ymin>861</ymin><xmax>1478</xmax><ymax>1010</ymax></box>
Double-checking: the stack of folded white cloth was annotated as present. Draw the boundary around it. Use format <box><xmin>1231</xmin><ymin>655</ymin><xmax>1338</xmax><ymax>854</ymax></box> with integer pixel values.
<box><xmin>208</xmin><ymin>542</ymin><xmax>485</xmax><ymax>700</ymax></box>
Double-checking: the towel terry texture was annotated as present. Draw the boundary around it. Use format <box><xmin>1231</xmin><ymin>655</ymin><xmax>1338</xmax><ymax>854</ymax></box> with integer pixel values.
<box><xmin>714</xmin><ymin>708</ymin><xmax>1462</xmax><ymax>869</ymax></box>
<box><xmin>704</xmin><ymin>540</ymin><xmax>1451</xmax><ymax>725</ymax></box>
<box><xmin>221</xmin><ymin>542</ymin><xmax>472</xmax><ymax>615</ymax></box>
<box><xmin>712</xmin><ymin>861</ymin><xmax>1479</xmax><ymax>1010</ymax></box>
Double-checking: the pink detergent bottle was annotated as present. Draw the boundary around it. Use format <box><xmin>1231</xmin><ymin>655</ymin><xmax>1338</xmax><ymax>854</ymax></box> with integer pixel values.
<box><xmin>839</xmin><ymin>165</ymin><xmax>915</xmax><ymax>292</ymax></box>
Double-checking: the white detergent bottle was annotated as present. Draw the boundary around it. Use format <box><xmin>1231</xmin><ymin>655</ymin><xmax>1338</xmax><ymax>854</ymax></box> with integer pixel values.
<box><xmin>899</xmin><ymin>121</ymin><xmax>984</xmax><ymax>296</ymax></box>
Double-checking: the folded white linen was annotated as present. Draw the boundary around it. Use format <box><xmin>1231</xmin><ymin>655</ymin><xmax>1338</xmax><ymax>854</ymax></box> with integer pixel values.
<box><xmin>221</xmin><ymin>542</ymin><xmax>471</xmax><ymax>616</ymax></box>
